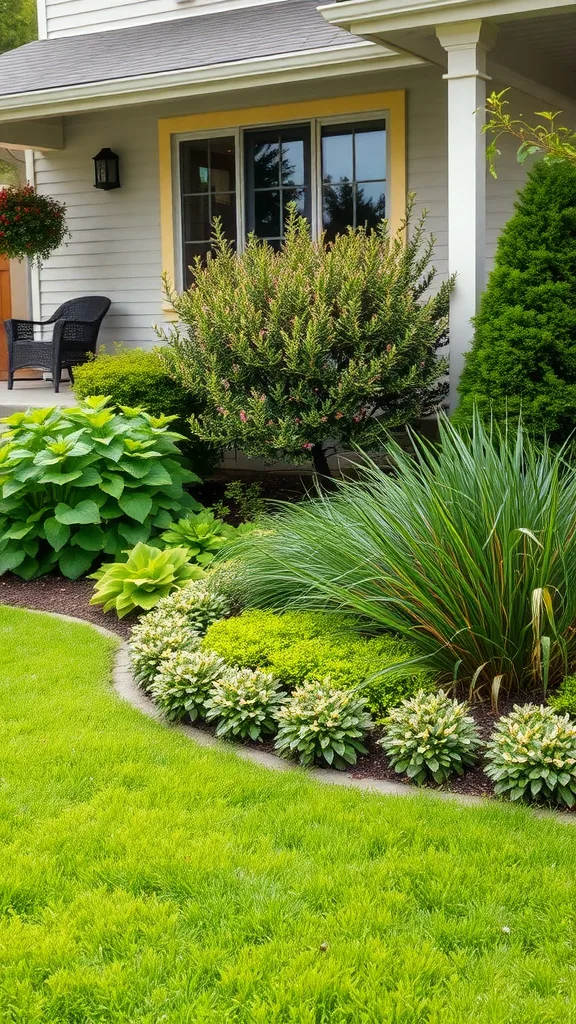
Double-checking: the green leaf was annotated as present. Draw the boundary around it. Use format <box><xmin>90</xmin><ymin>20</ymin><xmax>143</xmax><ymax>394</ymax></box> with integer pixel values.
<box><xmin>75</xmin><ymin>467</ymin><xmax>103</xmax><ymax>488</ymax></box>
<box><xmin>44</xmin><ymin>517</ymin><xmax>71</xmax><ymax>552</ymax></box>
<box><xmin>58</xmin><ymin>547</ymin><xmax>96</xmax><ymax>580</ymax></box>
<box><xmin>0</xmin><ymin>548</ymin><xmax>25</xmax><ymax>574</ymax></box>
<box><xmin>118</xmin><ymin>521</ymin><xmax>150</xmax><ymax>545</ymax></box>
<box><xmin>118</xmin><ymin>493</ymin><xmax>153</xmax><ymax>524</ymax></box>
<box><xmin>55</xmin><ymin>500</ymin><xmax>101</xmax><ymax>526</ymax></box>
<box><xmin>72</xmin><ymin>525</ymin><xmax>106</xmax><ymax>552</ymax></box>
<box><xmin>100</xmin><ymin>474</ymin><xmax>124</xmax><ymax>499</ymax></box>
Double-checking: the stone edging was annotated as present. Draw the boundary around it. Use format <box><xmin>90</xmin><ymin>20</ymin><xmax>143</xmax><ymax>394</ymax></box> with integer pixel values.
<box><xmin>7</xmin><ymin>606</ymin><xmax>576</xmax><ymax>823</ymax></box>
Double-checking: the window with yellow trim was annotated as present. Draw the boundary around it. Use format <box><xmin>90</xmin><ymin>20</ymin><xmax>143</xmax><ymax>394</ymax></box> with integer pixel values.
<box><xmin>175</xmin><ymin>113</ymin><xmax>388</xmax><ymax>288</ymax></box>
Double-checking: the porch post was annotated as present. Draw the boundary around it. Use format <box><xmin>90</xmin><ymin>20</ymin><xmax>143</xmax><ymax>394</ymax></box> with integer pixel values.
<box><xmin>436</xmin><ymin>21</ymin><xmax>496</xmax><ymax>410</ymax></box>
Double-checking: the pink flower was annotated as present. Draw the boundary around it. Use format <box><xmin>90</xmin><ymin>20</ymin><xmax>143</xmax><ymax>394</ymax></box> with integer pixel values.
<box><xmin>302</xmin><ymin>442</ymin><xmax>313</xmax><ymax>451</ymax></box>
<box><xmin>335</xmin><ymin>411</ymin><xmax>343</xmax><ymax>420</ymax></box>
<box><xmin>239</xmin><ymin>410</ymin><xmax>248</xmax><ymax>423</ymax></box>
<box><xmin>321</xmin><ymin>416</ymin><xmax>328</xmax><ymax>423</ymax></box>
<box><xmin>294</xmin><ymin>418</ymin><xmax>302</xmax><ymax>425</ymax></box>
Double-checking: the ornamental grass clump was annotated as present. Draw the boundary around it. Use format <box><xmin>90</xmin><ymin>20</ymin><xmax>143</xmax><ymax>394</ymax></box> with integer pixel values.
<box><xmin>205</xmin><ymin>668</ymin><xmax>285</xmax><ymax>742</ymax></box>
<box><xmin>150</xmin><ymin>649</ymin><xmax>228</xmax><ymax>722</ymax></box>
<box><xmin>90</xmin><ymin>542</ymin><xmax>202</xmax><ymax>617</ymax></box>
<box><xmin>274</xmin><ymin>678</ymin><xmax>372</xmax><ymax>769</ymax></box>
<box><xmin>233</xmin><ymin>414</ymin><xmax>576</xmax><ymax>698</ymax></box>
<box><xmin>379</xmin><ymin>690</ymin><xmax>481</xmax><ymax>786</ymax></box>
<box><xmin>485</xmin><ymin>704</ymin><xmax>576</xmax><ymax>807</ymax></box>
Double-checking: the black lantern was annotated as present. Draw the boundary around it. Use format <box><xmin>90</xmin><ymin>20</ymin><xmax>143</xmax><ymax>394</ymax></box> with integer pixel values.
<box><xmin>93</xmin><ymin>147</ymin><xmax>120</xmax><ymax>190</ymax></box>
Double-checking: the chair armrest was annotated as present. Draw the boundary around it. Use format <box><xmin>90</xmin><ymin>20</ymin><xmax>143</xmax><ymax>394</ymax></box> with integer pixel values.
<box><xmin>4</xmin><ymin>318</ymin><xmax>47</xmax><ymax>328</ymax></box>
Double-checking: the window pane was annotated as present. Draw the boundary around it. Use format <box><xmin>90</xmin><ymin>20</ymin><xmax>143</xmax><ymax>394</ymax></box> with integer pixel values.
<box><xmin>253</xmin><ymin>141</ymin><xmax>280</xmax><ymax>189</ymax></box>
<box><xmin>281</xmin><ymin>139</ymin><xmax>305</xmax><ymax>186</ymax></box>
<box><xmin>184</xmin><ymin>242</ymin><xmax>211</xmax><ymax>287</ymax></box>
<box><xmin>213</xmin><ymin>192</ymin><xmax>237</xmax><ymax>240</ymax></box>
<box><xmin>210</xmin><ymin>137</ymin><xmax>236</xmax><ymax>191</ymax></box>
<box><xmin>181</xmin><ymin>140</ymin><xmax>209</xmax><ymax>194</ymax></box>
<box><xmin>355</xmin><ymin>128</ymin><xmax>386</xmax><ymax>182</ymax></box>
<box><xmin>322</xmin><ymin>130</ymin><xmax>353</xmax><ymax>183</ymax></box>
<box><xmin>183</xmin><ymin>194</ymin><xmax>210</xmax><ymax>242</ymax></box>
<box><xmin>323</xmin><ymin>184</ymin><xmax>353</xmax><ymax>242</ymax></box>
<box><xmin>282</xmin><ymin>188</ymin><xmax>306</xmax><ymax>231</ymax></box>
<box><xmin>356</xmin><ymin>181</ymin><xmax>386</xmax><ymax>229</ymax></box>
<box><xmin>254</xmin><ymin>190</ymin><xmax>281</xmax><ymax>238</ymax></box>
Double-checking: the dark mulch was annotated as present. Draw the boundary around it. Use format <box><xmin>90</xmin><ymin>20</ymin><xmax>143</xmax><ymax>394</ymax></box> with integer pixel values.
<box><xmin>0</xmin><ymin>575</ymin><xmax>135</xmax><ymax>639</ymax></box>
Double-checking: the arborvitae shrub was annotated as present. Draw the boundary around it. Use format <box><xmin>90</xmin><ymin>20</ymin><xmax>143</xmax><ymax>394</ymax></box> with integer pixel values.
<box><xmin>456</xmin><ymin>159</ymin><xmax>576</xmax><ymax>438</ymax></box>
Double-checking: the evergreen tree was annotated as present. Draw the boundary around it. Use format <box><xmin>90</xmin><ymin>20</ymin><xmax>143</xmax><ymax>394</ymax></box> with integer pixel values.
<box><xmin>0</xmin><ymin>0</ymin><xmax>36</xmax><ymax>53</ymax></box>
<box><xmin>456</xmin><ymin>159</ymin><xmax>576</xmax><ymax>437</ymax></box>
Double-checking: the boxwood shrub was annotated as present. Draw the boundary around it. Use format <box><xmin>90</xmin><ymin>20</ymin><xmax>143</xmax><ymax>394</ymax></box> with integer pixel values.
<box><xmin>202</xmin><ymin>608</ymin><xmax>435</xmax><ymax>716</ymax></box>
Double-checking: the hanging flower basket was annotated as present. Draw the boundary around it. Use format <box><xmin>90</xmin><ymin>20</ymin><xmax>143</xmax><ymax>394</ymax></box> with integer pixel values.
<box><xmin>0</xmin><ymin>184</ymin><xmax>69</xmax><ymax>263</ymax></box>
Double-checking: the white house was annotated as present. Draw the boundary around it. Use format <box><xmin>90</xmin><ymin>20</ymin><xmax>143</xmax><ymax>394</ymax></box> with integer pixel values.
<box><xmin>0</xmin><ymin>0</ymin><xmax>574</xmax><ymax>404</ymax></box>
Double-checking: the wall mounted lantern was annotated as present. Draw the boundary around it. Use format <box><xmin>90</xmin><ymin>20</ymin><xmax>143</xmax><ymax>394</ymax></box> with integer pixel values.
<box><xmin>93</xmin><ymin>148</ymin><xmax>121</xmax><ymax>190</ymax></box>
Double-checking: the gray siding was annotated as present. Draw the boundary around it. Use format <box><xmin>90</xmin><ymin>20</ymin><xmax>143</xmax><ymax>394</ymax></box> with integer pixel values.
<box><xmin>44</xmin><ymin>0</ymin><xmax>286</xmax><ymax>37</ymax></box>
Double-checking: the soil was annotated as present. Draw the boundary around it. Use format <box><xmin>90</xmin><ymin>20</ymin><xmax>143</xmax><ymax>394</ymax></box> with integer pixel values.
<box><xmin>0</xmin><ymin>575</ymin><xmax>135</xmax><ymax>639</ymax></box>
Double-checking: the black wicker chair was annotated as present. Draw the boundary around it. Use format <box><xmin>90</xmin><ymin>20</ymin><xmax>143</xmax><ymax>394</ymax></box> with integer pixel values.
<box><xmin>5</xmin><ymin>295</ymin><xmax>111</xmax><ymax>393</ymax></box>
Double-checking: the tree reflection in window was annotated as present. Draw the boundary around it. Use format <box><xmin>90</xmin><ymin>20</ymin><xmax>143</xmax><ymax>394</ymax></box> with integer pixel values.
<box><xmin>245</xmin><ymin>126</ymin><xmax>311</xmax><ymax>247</ymax></box>
<box><xmin>321</xmin><ymin>121</ymin><xmax>386</xmax><ymax>242</ymax></box>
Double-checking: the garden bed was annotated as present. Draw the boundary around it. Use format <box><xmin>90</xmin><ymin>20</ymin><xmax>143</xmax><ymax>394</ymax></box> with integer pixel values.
<box><xmin>0</xmin><ymin>574</ymin><xmax>134</xmax><ymax>638</ymax></box>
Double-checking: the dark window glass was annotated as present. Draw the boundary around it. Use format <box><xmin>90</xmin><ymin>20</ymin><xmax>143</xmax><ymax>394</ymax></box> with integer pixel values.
<box><xmin>321</xmin><ymin>120</ymin><xmax>386</xmax><ymax>241</ymax></box>
<box><xmin>245</xmin><ymin>125</ymin><xmax>311</xmax><ymax>245</ymax></box>
<box><xmin>180</xmin><ymin>136</ymin><xmax>236</xmax><ymax>286</ymax></box>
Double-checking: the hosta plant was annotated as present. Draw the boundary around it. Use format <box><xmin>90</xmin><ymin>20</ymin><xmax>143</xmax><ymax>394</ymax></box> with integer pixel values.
<box><xmin>90</xmin><ymin>542</ymin><xmax>201</xmax><ymax>617</ymax></box>
<box><xmin>0</xmin><ymin>397</ymin><xmax>199</xmax><ymax>580</ymax></box>
<box><xmin>274</xmin><ymin>677</ymin><xmax>372</xmax><ymax>770</ymax></box>
<box><xmin>161</xmin><ymin>510</ymin><xmax>235</xmax><ymax>566</ymax></box>
<box><xmin>129</xmin><ymin>580</ymin><xmax>228</xmax><ymax>688</ymax></box>
<box><xmin>379</xmin><ymin>690</ymin><xmax>482</xmax><ymax>786</ymax></box>
<box><xmin>150</xmin><ymin>649</ymin><xmax>228</xmax><ymax>722</ymax></box>
<box><xmin>129</xmin><ymin>614</ymin><xmax>200</xmax><ymax>690</ymax></box>
<box><xmin>484</xmin><ymin>704</ymin><xmax>576</xmax><ymax>807</ymax></box>
<box><xmin>205</xmin><ymin>667</ymin><xmax>285</xmax><ymax>742</ymax></box>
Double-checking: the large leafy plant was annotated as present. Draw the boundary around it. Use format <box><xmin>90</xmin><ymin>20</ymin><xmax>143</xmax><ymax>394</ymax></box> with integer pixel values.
<box><xmin>233</xmin><ymin>414</ymin><xmax>576</xmax><ymax>698</ymax></box>
<box><xmin>0</xmin><ymin>397</ymin><xmax>199</xmax><ymax>579</ymax></box>
<box><xmin>161</xmin><ymin>510</ymin><xmax>234</xmax><ymax>566</ymax></box>
<box><xmin>90</xmin><ymin>542</ymin><xmax>201</xmax><ymax>617</ymax></box>
<box><xmin>160</xmin><ymin>205</ymin><xmax>451</xmax><ymax>477</ymax></box>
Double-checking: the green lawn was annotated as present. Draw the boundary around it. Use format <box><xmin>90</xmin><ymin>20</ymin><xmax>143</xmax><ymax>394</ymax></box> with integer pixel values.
<box><xmin>1</xmin><ymin>607</ymin><xmax>576</xmax><ymax>1023</ymax></box>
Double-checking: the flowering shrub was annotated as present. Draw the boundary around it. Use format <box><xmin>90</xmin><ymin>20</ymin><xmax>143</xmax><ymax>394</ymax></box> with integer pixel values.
<box><xmin>205</xmin><ymin>667</ymin><xmax>285</xmax><ymax>742</ymax></box>
<box><xmin>484</xmin><ymin>704</ymin><xmax>576</xmax><ymax>807</ymax></box>
<box><xmin>0</xmin><ymin>184</ymin><xmax>69</xmax><ymax>262</ymax></box>
<box><xmin>274</xmin><ymin>677</ymin><xmax>372</xmax><ymax>769</ymax></box>
<box><xmin>379</xmin><ymin>691</ymin><xmax>481</xmax><ymax>786</ymax></box>
<box><xmin>160</xmin><ymin>205</ymin><xmax>451</xmax><ymax>476</ymax></box>
<box><xmin>150</xmin><ymin>649</ymin><xmax>228</xmax><ymax>722</ymax></box>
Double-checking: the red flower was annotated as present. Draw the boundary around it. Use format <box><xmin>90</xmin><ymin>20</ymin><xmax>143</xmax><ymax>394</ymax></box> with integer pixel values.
<box><xmin>239</xmin><ymin>410</ymin><xmax>248</xmax><ymax>423</ymax></box>
<box><xmin>302</xmin><ymin>442</ymin><xmax>313</xmax><ymax>451</ymax></box>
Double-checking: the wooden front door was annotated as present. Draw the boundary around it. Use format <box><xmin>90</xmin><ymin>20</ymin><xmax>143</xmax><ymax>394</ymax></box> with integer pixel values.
<box><xmin>0</xmin><ymin>257</ymin><xmax>10</xmax><ymax>379</ymax></box>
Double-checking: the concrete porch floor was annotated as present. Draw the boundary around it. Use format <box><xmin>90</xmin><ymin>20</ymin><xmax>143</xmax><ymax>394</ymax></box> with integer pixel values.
<box><xmin>0</xmin><ymin>380</ymin><xmax>75</xmax><ymax>416</ymax></box>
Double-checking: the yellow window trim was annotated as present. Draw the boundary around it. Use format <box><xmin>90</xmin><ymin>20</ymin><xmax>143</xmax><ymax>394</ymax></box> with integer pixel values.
<box><xmin>158</xmin><ymin>90</ymin><xmax>406</xmax><ymax>309</ymax></box>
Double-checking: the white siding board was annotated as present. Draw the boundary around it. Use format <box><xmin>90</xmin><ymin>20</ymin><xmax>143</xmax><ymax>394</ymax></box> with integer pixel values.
<box><xmin>45</xmin><ymin>0</ymin><xmax>286</xmax><ymax>37</ymax></box>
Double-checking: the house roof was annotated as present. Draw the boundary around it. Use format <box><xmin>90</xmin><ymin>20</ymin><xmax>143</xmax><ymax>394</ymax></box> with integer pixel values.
<box><xmin>0</xmin><ymin>0</ymin><xmax>360</xmax><ymax>96</ymax></box>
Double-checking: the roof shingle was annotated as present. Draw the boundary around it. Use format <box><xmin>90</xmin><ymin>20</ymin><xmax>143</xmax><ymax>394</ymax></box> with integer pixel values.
<box><xmin>0</xmin><ymin>1</ymin><xmax>359</xmax><ymax>96</ymax></box>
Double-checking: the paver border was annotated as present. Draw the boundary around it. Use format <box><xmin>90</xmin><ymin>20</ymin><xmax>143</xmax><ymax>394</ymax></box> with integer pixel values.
<box><xmin>5</xmin><ymin>604</ymin><xmax>575</xmax><ymax>823</ymax></box>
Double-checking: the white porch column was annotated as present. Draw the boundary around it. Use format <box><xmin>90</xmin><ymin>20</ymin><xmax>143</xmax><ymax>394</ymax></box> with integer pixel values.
<box><xmin>436</xmin><ymin>21</ymin><xmax>496</xmax><ymax>409</ymax></box>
